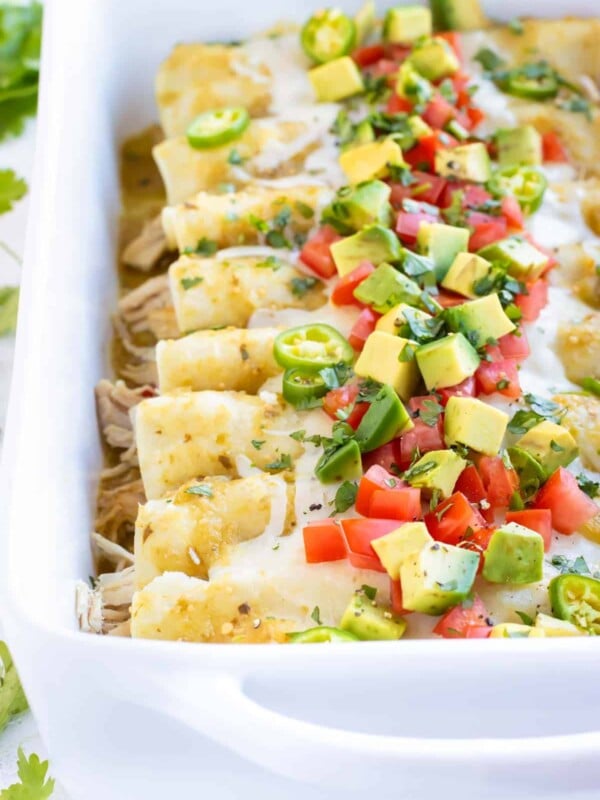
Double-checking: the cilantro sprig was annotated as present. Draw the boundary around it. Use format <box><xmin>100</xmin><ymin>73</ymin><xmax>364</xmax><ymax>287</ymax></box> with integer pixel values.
<box><xmin>0</xmin><ymin>748</ymin><xmax>54</xmax><ymax>799</ymax></box>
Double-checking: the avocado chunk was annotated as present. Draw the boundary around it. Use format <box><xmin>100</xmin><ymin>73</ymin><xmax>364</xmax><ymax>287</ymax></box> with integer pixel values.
<box><xmin>315</xmin><ymin>439</ymin><xmax>362</xmax><ymax>483</ymax></box>
<box><xmin>354</xmin><ymin>332</ymin><xmax>420</xmax><ymax>401</ymax></box>
<box><xmin>353</xmin><ymin>262</ymin><xmax>421</xmax><ymax>311</ymax></box>
<box><xmin>372</xmin><ymin>522</ymin><xmax>433</xmax><ymax>579</ymax></box>
<box><xmin>404</xmin><ymin>449</ymin><xmax>467</xmax><ymax>499</ymax></box>
<box><xmin>400</xmin><ymin>541</ymin><xmax>479</xmax><ymax>614</ymax></box>
<box><xmin>331</xmin><ymin>227</ymin><xmax>403</xmax><ymax>277</ymax></box>
<box><xmin>355</xmin><ymin>383</ymin><xmax>413</xmax><ymax>451</ymax></box>
<box><xmin>435</xmin><ymin>142</ymin><xmax>491</xmax><ymax>183</ymax></box>
<box><xmin>408</xmin><ymin>114</ymin><xmax>433</xmax><ymax>140</ymax></box>
<box><xmin>376</xmin><ymin>302</ymin><xmax>432</xmax><ymax>335</ymax></box>
<box><xmin>322</xmin><ymin>181</ymin><xmax>392</xmax><ymax>235</ymax></box>
<box><xmin>430</xmin><ymin>0</ymin><xmax>488</xmax><ymax>31</ymax></box>
<box><xmin>444</xmin><ymin>396</ymin><xmax>509</xmax><ymax>456</ymax></box>
<box><xmin>384</xmin><ymin>5</ymin><xmax>432</xmax><ymax>43</ymax></box>
<box><xmin>534</xmin><ymin>613</ymin><xmax>582</xmax><ymax>637</ymax></box>
<box><xmin>340</xmin><ymin>591</ymin><xmax>407</xmax><ymax>640</ymax></box>
<box><xmin>496</xmin><ymin>125</ymin><xmax>543</xmax><ymax>167</ymax></box>
<box><xmin>507</xmin><ymin>445</ymin><xmax>546</xmax><ymax>500</ymax></box>
<box><xmin>308</xmin><ymin>56</ymin><xmax>365</xmax><ymax>102</ymax></box>
<box><xmin>417</xmin><ymin>223</ymin><xmax>470</xmax><ymax>281</ymax></box>
<box><xmin>396</xmin><ymin>61</ymin><xmax>433</xmax><ymax>105</ymax></box>
<box><xmin>483</xmin><ymin>522</ymin><xmax>544</xmax><ymax>584</ymax></box>
<box><xmin>445</xmin><ymin>293</ymin><xmax>516</xmax><ymax>348</ymax></box>
<box><xmin>416</xmin><ymin>333</ymin><xmax>480</xmax><ymax>391</ymax></box>
<box><xmin>489</xmin><ymin>623</ymin><xmax>545</xmax><ymax>638</ymax></box>
<box><xmin>477</xmin><ymin>235</ymin><xmax>548</xmax><ymax>281</ymax></box>
<box><xmin>515</xmin><ymin>420</ymin><xmax>578</xmax><ymax>476</ymax></box>
<box><xmin>409</xmin><ymin>36</ymin><xmax>460</xmax><ymax>81</ymax></box>
<box><xmin>339</xmin><ymin>137</ymin><xmax>405</xmax><ymax>185</ymax></box>
<box><xmin>441</xmin><ymin>252</ymin><xmax>492</xmax><ymax>299</ymax></box>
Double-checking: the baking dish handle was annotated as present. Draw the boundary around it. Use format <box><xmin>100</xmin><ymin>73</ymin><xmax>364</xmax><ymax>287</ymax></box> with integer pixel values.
<box><xmin>124</xmin><ymin>668</ymin><xmax>600</xmax><ymax>791</ymax></box>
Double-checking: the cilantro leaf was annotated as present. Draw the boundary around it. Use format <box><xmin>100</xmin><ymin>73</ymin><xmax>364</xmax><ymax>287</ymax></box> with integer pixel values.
<box><xmin>0</xmin><ymin>748</ymin><xmax>54</xmax><ymax>799</ymax></box>
<box><xmin>182</xmin><ymin>237</ymin><xmax>218</xmax><ymax>257</ymax></box>
<box><xmin>290</xmin><ymin>276</ymin><xmax>319</xmax><ymax>298</ymax></box>
<box><xmin>361</xmin><ymin>584</ymin><xmax>377</xmax><ymax>601</ymax></box>
<box><xmin>265</xmin><ymin>453</ymin><xmax>293</xmax><ymax>471</ymax></box>
<box><xmin>184</xmin><ymin>484</ymin><xmax>213</xmax><ymax>498</ymax></box>
<box><xmin>180</xmin><ymin>276</ymin><xmax>203</xmax><ymax>290</ymax></box>
<box><xmin>577</xmin><ymin>474</ymin><xmax>599</xmax><ymax>499</ymax></box>
<box><xmin>419</xmin><ymin>398</ymin><xmax>444</xmax><ymax>428</ymax></box>
<box><xmin>515</xmin><ymin>610</ymin><xmax>534</xmax><ymax>626</ymax></box>
<box><xmin>0</xmin><ymin>170</ymin><xmax>27</xmax><ymax>214</ymax></box>
<box><xmin>333</xmin><ymin>481</ymin><xmax>357</xmax><ymax>514</ymax></box>
<box><xmin>550</xmin><ymin>554</ymin><xmax>593</xmax><ymax>576</ymax></box>
<box><xmin>0</xmin><ymin>287</ymin><xmax>19</xmax><ymax>336</ymax></box>
<box><xmin>311</xmin><ymin>606</ymin><xmax>322</xmax><ymax>625</ymax></box>
<box><xmin>0</xmin><ymin>643</ymin><xmax>28</xmax><ymax>734</ymax></box>
<box><xmin>0</xmin><ymin>3</ymin><xmax>42</xmax><ymax>143</ymax></box>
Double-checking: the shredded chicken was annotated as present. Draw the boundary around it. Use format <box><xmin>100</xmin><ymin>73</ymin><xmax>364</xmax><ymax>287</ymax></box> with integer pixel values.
<box><xmin>121</xmin><ymin>215</ymin><xmax>169</xmax><ymax>271</ymax></box>
<box><xmin>112</xmin><ymin>315</ymin><xmax>159</xmax><ymax>386</ymax></box>
<box><xmin>95</xmin><ymin>378</ymin><xmax>155</xmax><ymax>458</ymax></box>
<box><xmin>95</xmin><ymin>472</ymin><xmax>145</xmax><ymax>544</ymax></box>
<box><xmin>117</xmin><ymin>274</ymin><xmax>177</xmax><ymax>338</ymax></box>
<box><xmin>76</xmin><ymin>564</ymin><xmax>134</xmax><ymax>636</ymax></box>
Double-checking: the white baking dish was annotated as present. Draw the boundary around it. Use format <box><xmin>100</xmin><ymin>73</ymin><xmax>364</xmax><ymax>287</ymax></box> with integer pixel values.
<box><xmin>2</xmin><ymin>1</ymin><xmax>600</xmax><ymax>798</ymax></box>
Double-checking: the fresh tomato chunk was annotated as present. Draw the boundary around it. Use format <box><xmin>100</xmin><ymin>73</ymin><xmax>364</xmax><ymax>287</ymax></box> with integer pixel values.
<box><xmin>465</xmin><ymin>625</ymin><xmax>492</xmax><ymax>638</ymax></box>
<box><xmin>395</xmin><ymin>419</ymin><xmax>445</xmax><ymax>470</ymax></box>
<box><xmin>501</xmin><ymin>195</ymin><xmax>525</xmax><ymax>230</ymax></box>
<box><xmin>352</xmin><ymin>43</ymin><xmax>385</xmax><ymax>67</ymax></box>
<box><xmin>425</xmin><ymin>492</ymin><xmax>486</xmax><ymax>546</ymax></box>
<box><xmin>506</xmin><ymin>509</ymin><xmax>552</xmax><ymax>552</ymax></box>
<box><xmin>386</xmin><ymin>93</ymin><xmax>413</xmax><ymax>114</ymax></box>
<box><xmin>542</xmin><ymin>131</ymin><xmax>569</xmax><ymax>163</ymax></box>
<box><xmin>299</xmin><ymin>226</ymin><xmax>341</xmax><ymax>279</ymax></box>
<box><xmin>422</xmin><ymin>95</ymin><xmax>457</xmax><ymax>129</ymax></box>
<box><xmin>384</xmin><ymin>43</ymin><xmax>413</xmax><ymax>62</ymax></box>
<box><xmin>369</xmin><ymin>486</ymin><xmax>422</xmax><ymax>521</ymax></box>
<box><xmin>323</xmin><ymin>384</ymin><xmax>358</xmax><ymax>420</ymax></box>
<box><xmin>340</xmin><ymin>518</ymin><xmax>400</xmax><ymax>572</ymax></box>
<box><xmin>498</xmin><ymin>330</ymin><xmax>530</xmax><ymax>361</ymax></box>
<box><xmin>469</xmin><ymin>218</ymin><xmax>508</xmax><ymax>251</ymax></box>
<box><xmin>436</xmin><ymin>289</ymin><xmax>466</xmax><ymax>308</ymax></box>
<box><xmin>303</xmin><ymin>520</ymin><xmax>347</xmax><ymax>563</ymax></box>
<box><xmin>438</xmin><ymin>377</ymin><xmax>476</xmax><ymax>405</ymax></box>
<box><xmin>349</xmin><ymin>307</ymin><xmax>380</xmax><ymax>351</ymax></box>
<box><xmin>475</xmin><ymin>358</ymin><xmax>521</xmax><ymax>399</ymax></box>
<box><xmin>455</xmin><ymin>465</ymin><xmax>490</xmax><ymax>517</ymax></box>
<box><xmin>465</xmin><ymin>106</ymin><xmax>485</xmax><ymax>130</ymax></box>
<box><xmin>515</xmin><ymin>279</ymin><xmax>548</xmax><ymax>322</ymax></box>
<box><xmin>390</xmin><ymin>578</ymin><xmax>411</xmax><ymax>615</ymax></box>
<box><xmin>356</xmin><ymin>465</ymin><xmax>402</xmax><ymax>516</ymax></box>
<box><xmin>331</xmin><ymin>262</ymin><xmax>375</xmax><ymax>306</ymax></box>
<box><xmin>533</xmin><ymin>468</ymin><xmax>598</xmax><ymax>535</ymax></box>
<box><xmin>389</xmin><ymin>171</ymin><xmax>447</xmax><ymax>207</ymax></box>
<box><xmin>433</xmin><ymin>595</ymin><xmax>490</xmax><ymax>638</ymax></box>
<box><xmin>396</xmin><ymin>210</ymin><xmax>439</xmax><ymax>244</ymax></box>
<box><xmin>478</xmin><ymin>456</ymin><xmax>519</xmax><ymax>511</ymax></box>
<box><xmin>361</xmin><ymin>442</ymin><xmax>401</xmax><ymax>475</ymax></box>
<box><xmin>404</xmin><ymin>135</ymin><xmax>440</xmax><ymax>171</ymax></box>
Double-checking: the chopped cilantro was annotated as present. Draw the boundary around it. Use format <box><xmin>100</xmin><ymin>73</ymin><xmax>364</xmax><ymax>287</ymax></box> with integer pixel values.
<box><xmin>550</xmin><ymin>554</ymin><xmax>594</xmax><ymax>577</ymax></box>
<box><xmin>183</xmin><ymin>237</ymin><xmax>218</xmax><ymax>257</ymax></box>
<box><xmin>515</xmin><ymin>610</ymin><xmax>534</xmax><ymax>626</ymax></box>
<box><xmin>508</xmin><ymin>17</ymin><xmax>524</xmax><ymax>35</ymax></box>
<box><xmin>361</xmin><ymin>584</ymin><xmax>377</xmax><ymax>601</ymax></box>
<box><xmin>185</xmin><ymin>484</ymin><xmax>213</xmax><ymax>498</ymax></box>
<box><xmin>251</xmin><ymin>440</ymin><xmax>265</xmax><ymax>450</ymax></box>
<box><xmin>473</xmin><ymin>48</ymin><xmax>505</xmax><ymax>72</ymax></box>
<box><xmin>294</xmin><ymin>200</ymin><xmax>314</xmax><ymax>220</ymax></box>
<box><xmin>0</xmin><ymin>748</ymin><xmax>54</xmax><ymax>799</ymax></box>
<box><xmin>0</xmin><ymin>170</ymin><xmax>27</xmax><ymax>214</ymax></box>
<box><xmin>333</xmin><ymin>481</ymin><xmax>358</xmax><ymax>514</ymax></box>
<box><xmin>311</xmin><ymin>606</ymin><xmax>322</xmax><ymax>625</ymax></box>
<box><xmin>0</xmin><ymin>287</ymin><xmax>19</xmax><ymax>335</ymax></box>
<box><xmin>227</xmin><ymin>148</ymin><xmax>245</xmax><ymax>165</ymax></box>
<box><xmin>419</xmin><ymin>398</ymin><xmax>444</xmax><ymax>428</ymax></box>
<box><xmin>577</xmin><ymin>474</ymin><xmax>600</xmax><ymax>499</ymax></box>
<box><xmin>180</xmin><ymin>276</ymin><xmax>203</xmax><ymax>290</ymax></box>
<box><xmin>404</xmin><ymin>459</ymin><xmax>436</xmax><ymax>481</ymax></box>
<box><xmin>266</xmin><ymin>453</ymin><xmax>293</xmax><ymax>471</ymax></box>
<box><xmin>290</xmin><ymin>275</ymin><xmax>319</xmax><ymax>298</ymax></box>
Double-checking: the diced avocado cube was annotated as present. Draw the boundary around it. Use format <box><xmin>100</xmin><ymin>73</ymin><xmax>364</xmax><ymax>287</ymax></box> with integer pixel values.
<box><xmin>430</xmin><ymin>0</ymin><xmax>489</xmax><ymax>31</ymax></box>
<box><xmin>309</xmin><ymin>56</ymin><xmax>365</xmax><ymax>102</ymax></box>
<box><xmin>372</xmin><ymin>522</ymin><xmax>432</xmax><ymax>579</ymax></box>
<box><xmin>507</xmin><ymin>446</ymin><xmax>546</xmax><ymax>500</ymax></box>
<box><xmin>376</xmin><ymin>302</ymin><xmax>432</xmax><ymax>335</ymax></box>
<box><xmin>416</xmin><ymin>333</ymin><xmax>480</xmax><ymax>391</ymax></box>
<box><xmin>400</xmin><ymin>541</ymin><xmax>479</xmax><ymax>614</ymax></box>
<box><xmin>315</xmin><ymin>439</ymin><xmax>363</xmax><ymax>484</ymax></box>
<box><xmin>331</xmin><ymin>227</ymin><xmax>403</xmax><ymax>277</ymax></box>
<box><xmin>444</xmin><ymin>396</ymin><xmax>508</xmax><ymax>456</ymax></box>
<box><xmin>353</xmin><ymin>262</ymin><xmax>421</xmax><ymax>312</ymax></box>
<box><xmin>384</xmin><ymin>5</ymin><xmax>432</xmax><ymax>43</ymax></box>
<box><xmin>340</xmin><ymin>591</ymin><xmax>406</xmax><ymax>640</ymax></box>
<box><xmin>477</xmin><ymin>236</ymin><xmax>548</xmax><ymax>281</ymax></box>
<box><xmin>534</xmin><ymin>613</ymin><xmax>582</xmax><ymax>637</ymax></box>
<box><xmin>396</xmin><ymin>62</ymin><xmax>433</xmax><ymax>105</ymax></box>
<box><xmin>408</xmin><ymin>114</ymin><xmax>433</xmax><ymax>140</ymax></box>
<box><xmin>515</xmin><ymin>420</ymin><xmax>578</xmax><ymax>476</ymax></box>
<box><xmin>405</xmin><ymin>449</ymin><xmax>467</xmax><ymax>499</ymax></box>
<box><xmin>355</xmin><ymin>383</ymin><xmax>413</xmax><ymax>452</ymax></box>
<box><xmin>355</xmin><ymin>0</ymin><xmax>377</xmax><ymax>44</ymax></box>
<box><xmin>409</xmin><ymin>36</ymin><xmax>460</xmax><ymax>81</ymax></box>
<box><xmin>445</xmin><ymin>294</ymin><xmax>516</xmax><ymax>348</ymax></box>
<box><xmin>496</xmin><ymin>125</ymin><xmax>543</xmax><ymax>167</ymax></box>
<box><xmin>354</xmin><ymin>331</ymin><xmax>420</xmax><ymax>401</ymax></box>
<box><xmin>489</xmin><ymin>623</ymin><xmax>545</xmax><ymax>638</ymax></box>
<box><xmin>417</xmin><ymin>223</ymin><xmax>470</xmax><ymax>281</ymax></box>
<box><xmin>339</xmin><ymin>137</ymin><xmax>405</xmax><ymax>185</ymax></box>
<box><xmin>353</xmin><ymin>119</ymin><xmax>376</xmax><ymax>148</ymax></box>
<box><xmin>483</xmin><ymin>522</ymin><xmax>544</xmax><ymax>584</ymax></box>
<box><xmin>441</xmin><ymin>252</ymin><xmax>492</xmax><ymax>298</ymax></box>
<box><xmin>435</xmin><ymin>142</ymin><xmax>492</xmax><ymax>183</ymax></box>
<box><xmin>322</xmin><ymin>181</ymin><xmax>392</xmax><ymax>235</ymax></box>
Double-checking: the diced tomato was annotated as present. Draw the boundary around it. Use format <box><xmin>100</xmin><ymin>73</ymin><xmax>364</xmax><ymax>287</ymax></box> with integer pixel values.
<box><xmin>408</xmin><ymin>393</ymin><xmax>440</xmax><ymax>415</ymax></box>
<box><xmin>356</xmin><ymin>465</ymin><xmax>401</xmax><ymax>516</ymax></box>
<box><xmin>465</xmin><ymin>106</ymin><xmax>485</xmax><ymax>130</ymax></box>
<box><xmin>366</xmin><ymin>58</ymin><xmax>398</xmax><ymax>81</ymax></box>
<box><xmin>362</xmin><ymin>442</ymin><xmax>401</xmax><ymax>474</ymax></box>
<box><xmin>515</xmin><ymin>279</ymin><xmax>548</xmax><ymax>322</ymax></box>
<box><xmin>396</xmin><ymin>210</ymin><xmax>438</xmax><ymax>244</ymax></box>
<box><xmin>389</xmin><ymin>171</ymin><xmax>447</xmax><ymax>207</ymax></box>
<box><xmin>433</xmin><ymin>595</ymin><xmax>489</xmax><ymax>638</ymax></box>
<box><xmin>346</xmin><ymin>402</ymin><xmax>370</xmax><ymax>430</ymax></box>
<box><xmin>352</xmin><ymin>44</ymin><xmax>385</xmax><ymax>68</ymax></box>
<box><xmin>331</xmin><ymin>262</ymin><xmax>375</xmax><ymax>306</ymax></box>
<box><xmin>299</xmin><ymin>226</ymin><xmax>341</xmax><ymax>279</ymax></box>
<box><xmin>506</xmin><ymin>509</ymin><xmax>553</xmax><ymax>552</ymax></box>
<box><xmin>390</xmin><ymin>578</ymin><xmax>411</xmax><ymax>615</ymax></box>
<box><xmin>436</xmin><ymin>289</ymin><xmax>466</xmax><ymax>308</ymax></box>
<box><xmin>369</xmin><ymin>486</ymin><xmax>422</xmax><ymax>521</ymax></box>
<box><xmin>533</xmin><ymin>468</ymin><xmax>598</xmax><ymax>535</ymax></box>
<box><xmin>322</xmin><ymin>384</ymin><xmax>369</xmax><ymax>430</ymax></box>
<box><xmin>455</xmin><ymin>465</ymin><xmax>489</xmax><ymax>513</ymax></box>
<box><xmin>466</xmin><ymin>210</ymin><xmax>500</xmax><ymax>228</ymax></box>
<box><xmin>395</xmin><ymin>419</ymin><xmax>445</xmax><ymax>470</ymax></box>
<box><xmin>469</xmin><ymin>218</ymin><xmax>508</xmax><ymax>252</ymax></box>
<box><xmin>303</xmin><ymin>520</ymin><xmax>347</xmax><ymax>563</ymax></box>
<box><xmin>437</xmin><ymin>31</ymin><xmax>463</xmax><ymax>63</ymax></box>
<box><xmin>384</xmin><ymin>43</ymin><xmax>413</xmax><ymax>62</ymax></box>
<box><xmin>438</xmin><ymin>377</ymin><xmax>476</xmax><ymax>405</ymax></box>
<box><xmin>475</xmin><ymin>359</ymin><xmax>521</xmax><ymax>399</ymax></box>
<box><xmin>425</xmin><ymin>492</ymin><xmax>486</xmax><ymax>546</ymax></box>
<box><xmin>349</xmin><ymin>307</ymin><xmax>380</xmax><ymax>351</ymax></box>
<box><xmin>340</xmin><ymin>518</ymin><xmax>400</xmax><ymax>572</ymax></box>
<box><xmin>458</xmin><ymin>527</ymin><xmax>494</xmax><ymax>573</ymax></box>
<box><xmin>500</xmin><ymin>195</ymin><xmax>525</xmax><ymax>230</ymax></box>
<box><xmin>386</xmin><ymin>93</ymin><xmax>413</xmax><ymax>114</ymax></box>
<box><xmin>542</xmin><ymin>131</ymin><xmax>569</xmax><ymax>163</ymax></box>
<box><xmin>451</xmin><ymin>71</ymin><xmax>470</xmax><ymax>107</ymax></box>
<box><xmin>465</xmin><ymin>626</ymin><xmax>492</xmax><ymax>638</ymax></box>
<box><xmin>423</xmin><ymin>95</ymin><xmax>457</xmax><ymax>129</ymax></box>
<box><xmin>498</xmin><ymin>330</ymin><xmax>530</xmax><ymax>362</ymax></box>
<box><xmin>478</xmin><ymin>456</ymin><xmax>519</xmax><ymax>511</ymax></box>
<box><xmin>404</xmin><ymin>135</ymin><xmax>440</xmax><ymax>171</ymax></box>
<box><xmin>461</xmin><ymin>184</ymin><xmax>493</xmax><ymax>208</ymax></box>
